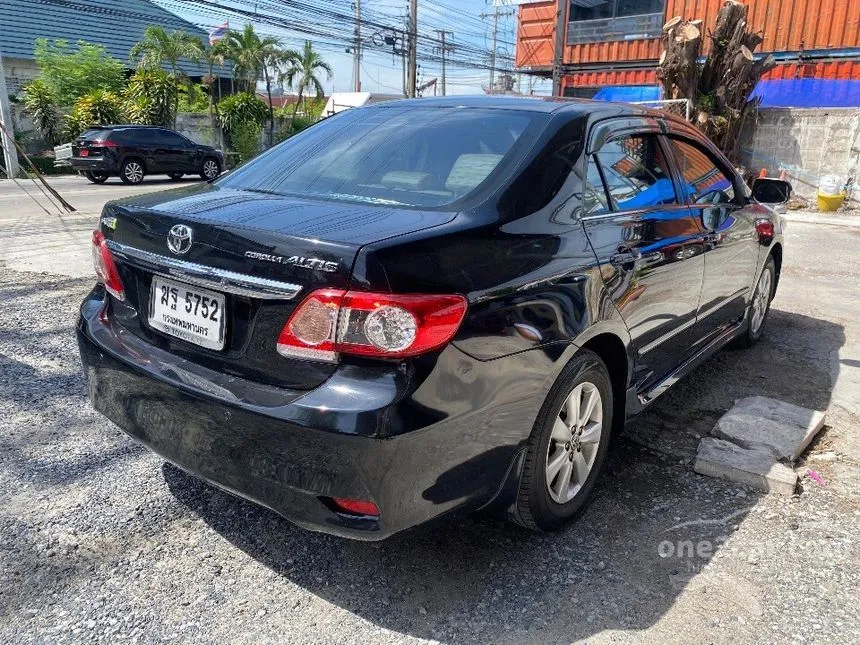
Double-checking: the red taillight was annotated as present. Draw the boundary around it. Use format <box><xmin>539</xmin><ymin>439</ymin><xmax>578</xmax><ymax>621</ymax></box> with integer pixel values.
<box><xmin>276</xmin><ymin>289</ymin><xmax>468</xmax><ymax>362</ymax></box>
<box><xmin>755</xmin><ymin>219</ymin><xmax>775</xmax><ymax>242</ymax></box>
<box><xmin>95</xmin><ymin>139</ymin><xmax>117</xmax><ymax>148</ymax></box>
<box><xmin>91</xmin><ymin>230</ymin><xmax>125</xmax><ymax>301</ymax></box>
<box><xmin>329</xmin><ymin>497</ymin><xmax>380</xmax><ymax>517</ymax></box>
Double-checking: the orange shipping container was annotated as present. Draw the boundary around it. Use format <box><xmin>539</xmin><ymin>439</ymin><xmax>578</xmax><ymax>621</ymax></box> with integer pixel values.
<box><xmin>517</xmin><ymin>0</ymin><xmax>860</xmax><ymax>70</ymax></box>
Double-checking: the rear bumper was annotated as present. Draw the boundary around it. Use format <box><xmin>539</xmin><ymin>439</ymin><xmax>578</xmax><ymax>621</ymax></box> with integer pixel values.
<box><xmin>77</xmin><ymin>288</ymin><xmax>540</xmax><ymax>539</ymax></box>
<box><xmin>71</xmin><ymin>157</ymin><xmax>117</xmax><ymax>173</ymax></box>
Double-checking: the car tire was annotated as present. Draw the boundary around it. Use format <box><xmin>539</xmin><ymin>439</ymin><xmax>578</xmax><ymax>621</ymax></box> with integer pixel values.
<box><xmin>168</xmin><ymin>172</ymin><xmax>184</xmax><ymax>180</ymax></box>
<box><xmin>120</xmin><ymin>159</ymin><xmax>146</xmax><ymax>185</ymax></box>
<box><xmin>513</xmin><ymin>350</ymin><xmax>613</xmax><ymax>532</ymax></box>
<box><xmin>200</xmin><ymin>157</ymin><xmax>221</xmax><ymax>181</ymax></box>
<box><xmin>736</xmin><ymin>255</ymin><xmax>777</xmax><ymax>348</ymax></box>
<box><xmin>85</xmin><ymin>170</ymin><xmax>109</xmax><ymax>184</ymax></box>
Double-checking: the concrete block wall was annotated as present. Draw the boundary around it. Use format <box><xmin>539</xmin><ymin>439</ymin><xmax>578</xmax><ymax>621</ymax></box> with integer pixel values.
<box><xmin>740</xmin><ymin>108</ymin><xmax>860</xmax><ymax>201</ymax></box>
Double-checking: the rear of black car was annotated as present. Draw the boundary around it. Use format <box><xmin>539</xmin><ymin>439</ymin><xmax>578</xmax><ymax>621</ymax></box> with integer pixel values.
<box><xmin>77</xmin><ymin>105</ymin><xmax>552</xmax><ymax>539</ymax></box>
<box><xmin>70</xmin><ymin>128</ymin><xmax>122</xmax><ymax>175</ymax></box>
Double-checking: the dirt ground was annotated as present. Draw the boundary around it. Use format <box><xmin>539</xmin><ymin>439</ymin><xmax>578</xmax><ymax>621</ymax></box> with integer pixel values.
<box><xmin>0</xmin><ymin>216</ymin><xmax>858</xmax><ymax>644</ymax></box>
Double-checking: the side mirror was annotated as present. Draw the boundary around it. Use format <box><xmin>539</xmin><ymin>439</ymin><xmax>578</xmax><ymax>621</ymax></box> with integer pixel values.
<box><xmin>751</xmin><ymin>178</ymin><xmax>792</xmax><ymax>204</ymax></box>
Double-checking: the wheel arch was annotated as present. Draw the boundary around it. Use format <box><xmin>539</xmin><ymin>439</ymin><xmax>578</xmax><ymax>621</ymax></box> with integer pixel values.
<box><xmin>121</xmin><ymin>155</ymin><xmax>147</xmax><ymax>172</ymax></box>
<box><xmin>769</xmin><ymin>242</ymin><xmax>783</xmax><ymax>290</ymax></box>
<box><xmin>577</xmin><ymin>331</ymin><xmax>630</xmax><ymax>433</ymax></box>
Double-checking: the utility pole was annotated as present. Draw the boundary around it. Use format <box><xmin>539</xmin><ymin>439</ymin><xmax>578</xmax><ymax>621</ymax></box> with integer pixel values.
<box><xmin>434</xmin><ymin>30</ymin><xmax>454</xmax><ymax>96</ymax></box>
<box><xmin>407</xmin><ymin>0</ymin><xmax>418</xmax><ymax>97</ymax></box>
<box><xmin>481</xmin><ymin>5</ymin><xmax>515</xmax><ymax>94</ymax></box>
<box><xmin>0</xmin><ymin>51</ymin><xmax>20</xmax><ymax>179</ymax></box>
<box><xmin>551</xmin><ymin>0</ymin><xmax>569</xmax><ymax>97</ymax></box>
<box><xmin>353</xmin><ymin>0</ymin><xmax>361</xmax><ymax>92</ymax></box>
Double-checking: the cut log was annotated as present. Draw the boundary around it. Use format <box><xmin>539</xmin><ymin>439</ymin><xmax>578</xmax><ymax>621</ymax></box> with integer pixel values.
<box><xmin>675</xmin><ymin>23</ymin><xmax>701</xmax><ymax>43</ymax></box>
<box><xmin>663</xmin><ymin>16</ymin><xmax>682</xmax><ymax>32</ymax></box>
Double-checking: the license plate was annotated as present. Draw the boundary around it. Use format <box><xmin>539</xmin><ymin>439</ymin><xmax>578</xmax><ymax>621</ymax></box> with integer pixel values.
<box><xmin>80</xmin><ymin>149</ymin><xmax>89</xmax><ymax>157</ymax></box>
<box><xmin>148</xmin><ymin>276</ymin><xmax>226</xmax><ymax>350</ymax></box>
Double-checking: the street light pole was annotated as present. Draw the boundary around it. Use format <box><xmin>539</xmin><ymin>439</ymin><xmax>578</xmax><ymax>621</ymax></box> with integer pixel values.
<box><xmin>434</xmin><ymin>30</ymin><xmax>453</xmax><ymax>97</ymax></box>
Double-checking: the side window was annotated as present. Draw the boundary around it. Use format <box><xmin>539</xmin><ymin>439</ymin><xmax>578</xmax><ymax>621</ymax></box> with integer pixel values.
<box><xmin>583</xmin><ymin>156</ymin><xmax>610</xmax><ymax>215</ymax></box>
<box><xmin>668</xmin><ymin>138</ymin><xmax>735</xmax><ymax>204</ymax></box>
<box><xmin>155</xmin><ymin>130</ymin><xmax>184</xmax><ymax>146</ymax></box>
<box><xmin>668</xmin><ymin>138</ymin><xmax>736</xmax><ymax>229</ymax></box>
<box><xmin>594</xmin><ymin>134</ymin><xmax>678</xmax><ymax>211</ymax></box>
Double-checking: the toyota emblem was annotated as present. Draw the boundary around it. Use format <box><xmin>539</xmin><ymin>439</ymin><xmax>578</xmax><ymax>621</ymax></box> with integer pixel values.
<box><xmin>167</xmin><ymin>224</ymin><xmax>193</xmax><ymax>255</ymax></box>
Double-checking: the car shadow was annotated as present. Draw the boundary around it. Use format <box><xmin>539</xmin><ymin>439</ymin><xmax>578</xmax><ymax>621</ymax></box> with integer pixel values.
<box><xmin>161</xmin><ymin>307</ymin><xmax>844</xmax><ymax>641</ymax></box>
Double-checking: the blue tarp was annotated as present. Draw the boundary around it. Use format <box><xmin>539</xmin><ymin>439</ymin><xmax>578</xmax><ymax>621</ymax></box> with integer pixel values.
<box><xmin>593</xmin><ymin>79</ymin><xmax>860</xmax><ymax>108</ymax></box>
<box><xmin>751</xmin><ymin>79</ymin><xmax>860</xmax><ymax>108</ymax></box>
<box><xmin>592</xmin><ymin>85</ymin><xmax>662</xmax><ymax>102</ymax></box>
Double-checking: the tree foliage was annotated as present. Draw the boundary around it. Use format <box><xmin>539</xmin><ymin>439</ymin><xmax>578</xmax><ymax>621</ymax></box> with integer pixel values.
<box><xmin>66</xmin><ymin>90</ymin><xmax>125</xmax><ymax>139</ymax></box>
<box><xmin>33</xmin><ymin>39</ymin><xmax>126</xmax><ymax>106</ymax></box>
<box><xmin>129</xmin><ymin>26</ymin><xmax>204</xmax><ymax>77</ymax></box>
<box><xmin>218</xmin><ymin>91</ymin><xmax>268</xmax><ymax>135</ymax></box>
<box><xmin>124</xmin><ymin>69</ymin><xmax>179</xmax><ymax>127</ymax></box>
<box><xmin>279</xmin><ymin>41</ymin><xmax>333</xmax><ymax>124</ymax></box>
<box><xmin>22</xmin><ymin>79</ymin><xmax>63</xmax><ymax>146</ymax></box>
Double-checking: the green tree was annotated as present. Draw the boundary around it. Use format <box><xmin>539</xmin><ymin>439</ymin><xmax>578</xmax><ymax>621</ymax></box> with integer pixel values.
<box><xmin>200</xmin><ymin>43</ymin><xmax>227</xmax><ymax>147</ymax></box>
<box><xmin>33</xmin><ymin>39</ymin><xmax>125</xmax><ymax>106</ymax></box>
<box><xmin>279</xmin><ymin>41</ymin><xmax>332</xmax><ymax>127</ymax></box>
<box><xmin>124</xmin><ymin>69</ymin><xmax>179</xmax><ymax>127</ymax></box>
<box><xmin>22</xmin><ymin>79</ymin><xmax>63</xmax><ymax>146</ymax></box>
<box><xmin>222</xmin><ymin>24</ymin><xmax>282</xmax><ymax>142</ymax></box>
<box><xmin>66</xmin><ymin>90</ymin><xmax>125</xmax><ymax>139</ymax></box>
<box><xmin>129</xmin><ymin>26</ymin><xmax>204</xmax><ymax>127</ymax></box>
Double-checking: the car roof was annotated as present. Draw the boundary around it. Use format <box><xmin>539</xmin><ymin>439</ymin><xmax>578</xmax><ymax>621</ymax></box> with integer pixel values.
<box><xmin>364</xmin><ymin>94</ymin><xmax>657</xmax><ymax>116</ymax></box>
<box><xmin>91</xmin><ymin>125</ymin><xmax>171</xmax><ymax>130</ymax></box>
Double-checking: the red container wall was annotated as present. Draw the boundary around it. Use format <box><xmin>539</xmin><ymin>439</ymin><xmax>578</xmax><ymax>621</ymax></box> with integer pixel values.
<box><xmin>517</xmin><ymin>0</ymin><xmax>860</xmax><ymax>70</ymax></box>
<box><xmin>561</xmin><ymin>61</ymin><xmax>859</xmax><ymax>92</ymax></box>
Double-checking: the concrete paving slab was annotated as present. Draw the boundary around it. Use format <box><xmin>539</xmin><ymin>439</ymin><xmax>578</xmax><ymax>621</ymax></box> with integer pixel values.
<box><xmin>712</xmin><ymin>396</ymin><xmax>826</xmax><ymax>461</ymax></box>
<box><xmin>694</xmin><ymin>438</ymin><xmax>798</xmax><ymax>495</ymax></box>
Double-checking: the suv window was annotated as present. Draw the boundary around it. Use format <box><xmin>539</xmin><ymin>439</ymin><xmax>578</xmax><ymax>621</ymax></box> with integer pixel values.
<box><xmin>110</xmin><ymin>129</ymin><xmax>144</xmax><ymax>144</ymax></box>
<box><xmin>153</xmin><ymin>129</ymin><xmax>187</xmax><ymax>146</ymax></box>
<box><xmin>594</xmin><ymin>134</ymin><xmax>677</xmax><ymax>211</ymax></box>
<box><xmin>583</xmin><ymin>156</ymin><xmax>610</xmax><ymax>215</ymax></box>
<box><xmin>79</xmin><ymin>129</ymin><xmax>110</xmax><ymax>142</ymax></box>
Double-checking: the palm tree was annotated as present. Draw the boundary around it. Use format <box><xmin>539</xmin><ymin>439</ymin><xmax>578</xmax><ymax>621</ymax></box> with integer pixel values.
<box><xmin>222</xmin><ymin>24</ymin><xmax>282</xmax><ymax>143</ymax></box>
<box><xmin>279</xmin><ymin>41</ymin><xmax>332</xmax><ymax>126</ymax></box>
<box><xmin>200</xmin><ymin>42</ymin><xmax>227</xmax><ymax>147</ymax></box>
<box><xmin>130</xmin><ymin>27</ymin><xmax>204</xmax><ymax>127</ymax></box>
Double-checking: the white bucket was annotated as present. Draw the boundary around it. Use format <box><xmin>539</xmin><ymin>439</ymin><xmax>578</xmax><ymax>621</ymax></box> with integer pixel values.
<box><xmin>819</xmin><ymin>174</ymin><xmax>842</xmax><ymax>195</ymax></box>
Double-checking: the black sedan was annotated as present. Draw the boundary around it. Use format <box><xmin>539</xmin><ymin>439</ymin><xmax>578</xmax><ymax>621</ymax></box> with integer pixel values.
<box><xmin>77</xmin><ymin>97</ymin><xmax>784</xmax><ymax>540</ymax></box>
<box><xmin>70</xmin><ymin>125</ymin><xmax>224</xmax><ymax>185</ymax></box>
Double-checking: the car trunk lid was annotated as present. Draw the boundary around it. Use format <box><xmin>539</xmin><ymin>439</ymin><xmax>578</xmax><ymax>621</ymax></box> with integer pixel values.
<box><xmin>101</xmin><ymin>183</ymin><xmax>455</xmax><ymax>390</ymax></box>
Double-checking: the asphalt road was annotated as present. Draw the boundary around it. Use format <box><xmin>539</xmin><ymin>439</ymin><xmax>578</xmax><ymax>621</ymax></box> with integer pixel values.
<box><xmin>0</xmin><ymin>181</ymin><xmax>858</xmax><ymax>643</ymax></box>
<box><xmin>0</xmin><ymin>176</ymin><xmax>205</xmax><ymax>276</ymax></box>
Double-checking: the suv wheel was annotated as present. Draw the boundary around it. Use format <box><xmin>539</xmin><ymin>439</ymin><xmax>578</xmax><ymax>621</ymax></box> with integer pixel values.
<box><xmin>85</xmin><ymin>170</ymin><xmax>109</xmax><ymax>184</ymax></box>
<box><xmin>120</xmin><ymin>159</ymin><xmax>145</xmax><ymax>185</ymax></box>
<box><xmin>200</xmin><ymin>158</ymin><xmax>221</xmax><ymax>181</ymax></box>
<box><xmin>513</xmin><ymin>350</ymin><xmax>613</xmax><ymax>531</ymax></box>
<box><xmin>168</xmin><ymin>172</ymin><xmax>184</xmax><ymax>180</ymax></box>
<box><xmin>737</xmin><ymin>255</ymin><xmax>776</xmax><ymax>347</ymax></box>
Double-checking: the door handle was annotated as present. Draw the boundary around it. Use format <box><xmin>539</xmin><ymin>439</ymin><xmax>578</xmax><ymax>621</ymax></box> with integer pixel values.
<box><xmin>609</xmin><ymin>248</ymin><xmax>641</xmax><ymax>268</ymax></box>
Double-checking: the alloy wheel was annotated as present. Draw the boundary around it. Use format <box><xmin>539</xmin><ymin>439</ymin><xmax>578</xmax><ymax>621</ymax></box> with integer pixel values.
<box><xmin>545</xmin><ymin>381</ymin><xmax>603</xmax><ymax>504</ymax></box>
<box><xmin>750</xmin><ymin>267</ymin><xmax>772</xmax><ymax>334</ymax></box>
<box><xmin>203</xmin><ymin>160</ymin><xmax>219</xmax><ymax>180</ymax></box>
<box><xmin>124</xmin><ymin>162</ymin><xmax>144</xmax><ymax>184</ymax></box>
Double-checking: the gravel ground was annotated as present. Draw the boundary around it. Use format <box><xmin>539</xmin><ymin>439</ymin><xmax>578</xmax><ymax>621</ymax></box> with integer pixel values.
<box><xmin>1</xmin><ymin>220</ymin><xmax>858</xmax><ymax>643</ymax></box>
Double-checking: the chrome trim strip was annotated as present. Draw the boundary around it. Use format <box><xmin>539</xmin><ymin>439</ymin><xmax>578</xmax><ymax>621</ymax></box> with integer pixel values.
<box><xmin>106</xmin><ymin>240</ymin><xmax>303</xmax><ymax>300</ymax></box>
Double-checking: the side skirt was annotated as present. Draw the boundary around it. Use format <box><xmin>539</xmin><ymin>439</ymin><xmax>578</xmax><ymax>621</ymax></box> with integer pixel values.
<box><xmin>625</xmin><ymin>320</ymin><xmax>744</xmax><ymax>417</ymax></box>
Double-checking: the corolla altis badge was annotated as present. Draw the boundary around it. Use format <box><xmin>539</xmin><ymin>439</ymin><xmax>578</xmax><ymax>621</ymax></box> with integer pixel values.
<box><xmin>244</xmin><ymin>251</ymin><xmax>339</xmax><ymax>273</ymax></box>
<box><xmin>167</xmin><ymin>224</ymin><xmax>193</xmax><ymax>255</ymax></box>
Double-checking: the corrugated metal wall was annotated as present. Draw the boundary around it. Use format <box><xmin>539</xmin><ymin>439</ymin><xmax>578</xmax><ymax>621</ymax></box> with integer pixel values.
<box><xmin>561</xmin><ymin>61</ymin><xmax>860</xmax><ymax>91</ymax></box>
<box><xmin>517</xmin><ymin>0</ymin><xmax>860</xmax><ymax>69</ymax></box>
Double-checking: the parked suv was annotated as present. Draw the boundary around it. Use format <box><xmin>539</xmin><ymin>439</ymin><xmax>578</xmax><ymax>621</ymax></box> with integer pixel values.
<box><xmin>77</xmin><ymin>97</ymin><xmax>784</xmax><ymax>540</ymax></box>
<box><xmin>71</xmin><ymin>125</ymin><xmax>224</xmax><ymax>185</ymax></box>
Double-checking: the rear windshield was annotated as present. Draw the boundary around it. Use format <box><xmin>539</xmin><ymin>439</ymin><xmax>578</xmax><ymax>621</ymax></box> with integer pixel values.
<box><xmin>217</xmin><ymin>106</ymin><xmax>545</xmax><ymax>208</ymax></box>
<box><xmin>79</xmin><ymin>129</ymin><xmax>110</xmax><ymax>141</ymax></box>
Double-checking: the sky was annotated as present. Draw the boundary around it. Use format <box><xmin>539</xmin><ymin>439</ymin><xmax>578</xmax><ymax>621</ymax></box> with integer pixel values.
<box><xmin>153</xmin><ymin>0</ymin><xmax>552</xmax><ymax>96</ymax></box>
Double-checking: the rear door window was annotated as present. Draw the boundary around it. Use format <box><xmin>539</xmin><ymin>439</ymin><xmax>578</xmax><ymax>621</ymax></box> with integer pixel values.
<box><xmin>594</xmin><ymin>134</ymin><xmax>678</xmax><ymax>211</ymax></box>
